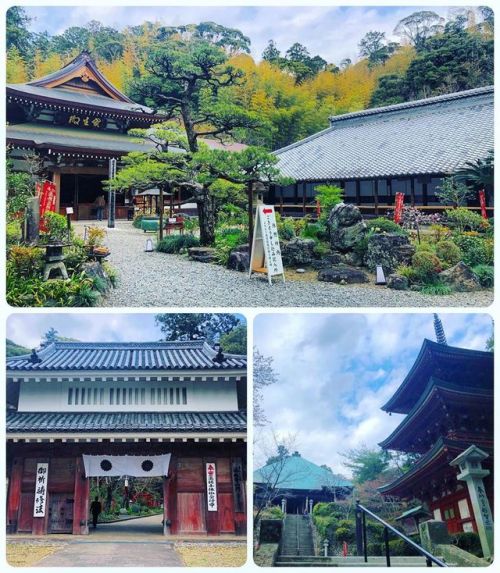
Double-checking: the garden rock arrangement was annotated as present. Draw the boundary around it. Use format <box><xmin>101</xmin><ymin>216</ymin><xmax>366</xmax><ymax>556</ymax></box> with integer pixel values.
<box><xmin>439</xmin><ymin>262</ymin><xmax>481</xmax><ymax>292</ymax></box>
<box><xmin>227</xmin><ymin>244</ymin><xmax>250</xmax><ymax>272</ymax></box>
<box><xmin>365</xmin><ymin>233</ymin><xmax>415</xmax><ymax>273</ymax></box>
<box><xmin>281</xmin><ymin>237</ymin><xmax>317</xmax><ymax>266</ymax></box>
<box><xmin>327</xmin><ymin>203</ymin><xmax>367</xmax><ymax>252</ymax></box>
<box><xmin>318</xmin><ymin>265</ymin><xmax>369</xmax><ymax>284</ymax></box>
<box><xmin>188</xmin><ymin>246</ymin><xmax>217</xmax><ymax>263</ymax></box>
<box><xmin>387</xmin><ymin>274</ymin><xmax>409</xmax><ymax>290</ymax></box>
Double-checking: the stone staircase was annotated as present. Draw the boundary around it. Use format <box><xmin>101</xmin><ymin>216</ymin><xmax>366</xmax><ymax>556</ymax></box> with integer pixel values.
<box><xmin>275</xmin><ymin>555</ymin><xmax>450</xmax><ymax>567</ymax></box>
<box><xmin>279</xmin><ymin>514</ymin><xmax>315</xmax><ymax>558</ymax></box>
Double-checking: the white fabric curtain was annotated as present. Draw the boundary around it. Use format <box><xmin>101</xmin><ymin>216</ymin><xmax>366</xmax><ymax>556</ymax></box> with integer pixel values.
<box><xmin>83</xmin><ymin>454</ymin><xmax>171</xmax><ymax>477</ymax></box>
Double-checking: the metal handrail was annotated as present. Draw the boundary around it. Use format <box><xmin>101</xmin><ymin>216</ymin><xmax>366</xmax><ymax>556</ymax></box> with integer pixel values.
<box><xmin>356</xmin><ymin>501</ymin><xmax>448</xmax><ymax>567</ymax></box>
<box><xmin>296</xmin><ymin>510</ymin><xmax>300</xmax><ymax>555</ymax></box>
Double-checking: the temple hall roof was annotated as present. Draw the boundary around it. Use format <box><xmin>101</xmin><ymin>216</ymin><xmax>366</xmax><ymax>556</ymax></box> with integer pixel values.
<box><xmin>274</xmin><ymin>86</ymin><xmax>493</xmax><ymax>181</ymax></box>
<box><xmin>7</xmin><ymin>122</ymin><xmax>157</xmax><ymax>158</ymax></box>
<box><xmin>7</xmin><ymin>340</ymin><xmax>247</xmax><ymax>372</ymax></box>
<box><xmin>254</xmin><ymin>453</ymin><xmax>352</xmax><ymax>491</ymax></box>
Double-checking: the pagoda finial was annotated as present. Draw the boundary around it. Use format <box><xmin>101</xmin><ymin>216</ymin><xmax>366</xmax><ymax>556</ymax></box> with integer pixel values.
<box><xmin>433</xmin><ymin>313</ymin><xmax>447</xmax><ymax>345</ymax></box>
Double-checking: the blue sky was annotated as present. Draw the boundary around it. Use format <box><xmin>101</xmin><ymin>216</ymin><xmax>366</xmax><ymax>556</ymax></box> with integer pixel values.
<box><xmin>253</xmin><ymin>313</ymin><xmax>492</xmax><ymax>475</ymax></box>
<box><xmin>7</xmin><ymin>313</ymin><xmax>245</xmax><ymax>348</ymax></box>
<box><xmin>21</xmin><ymin>4</ymin><xmax>454</xmax><ymax>63</ymax></box>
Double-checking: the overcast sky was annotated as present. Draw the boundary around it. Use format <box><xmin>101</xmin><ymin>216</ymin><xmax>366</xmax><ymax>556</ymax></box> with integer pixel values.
<box><xmin>23</xmin><ymin>4</ymin><xmax>454</xmax><ymax>64</ymax></box>
<box><xmin>254</xmin><ymin>313</ymin><xmax>492</xmax><ymax>476</ymax></box>
<box><xmin>7</xmin><ymin>313</ymin><xmax>245</xmax><ymax>348</ymax></box>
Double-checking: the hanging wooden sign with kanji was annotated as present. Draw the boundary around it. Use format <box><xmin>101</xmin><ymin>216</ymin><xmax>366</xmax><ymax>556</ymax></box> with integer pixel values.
<box><xmin>33</xmin><ymin>463</ymin><xmax>49</xmax><ymax>518</ymax></box>
<box><xmin>206</xmin><ymin>462</ymin><xmax>218</xmax><ymax>512</ymax></box>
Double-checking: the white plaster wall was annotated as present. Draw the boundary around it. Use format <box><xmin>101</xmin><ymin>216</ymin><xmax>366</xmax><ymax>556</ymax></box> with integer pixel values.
<box><xmin>17</xmin><ymin>379</ymin><xmax>239</xmax><ymax>412</ymax></box>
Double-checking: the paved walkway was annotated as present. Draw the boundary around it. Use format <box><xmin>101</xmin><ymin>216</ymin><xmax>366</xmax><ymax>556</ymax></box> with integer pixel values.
<box><xmin>34</xmin><ymin>516</ymin><xmax>184</xmax><ymax>567</ymax></box>
<box><xmin>74</xmin><ymin>221</ymin><xmax>493</xmax><ymax>308</ymax></box>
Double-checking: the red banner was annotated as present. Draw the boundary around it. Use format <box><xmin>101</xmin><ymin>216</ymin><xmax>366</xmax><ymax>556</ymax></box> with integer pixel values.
<box><xmin>394</xmin><ymin>192</ymin><xmax>405</xmax><ymax>224</ymax></box>
<box><xmin>39</xmin><ymin>180</ymin><xmax>57</xmax><ymax>232</ymax></box>
<box><xmin>479</xmin><ymin>190</ymin><xmax>487</xmax><ymax>220</ymax></box>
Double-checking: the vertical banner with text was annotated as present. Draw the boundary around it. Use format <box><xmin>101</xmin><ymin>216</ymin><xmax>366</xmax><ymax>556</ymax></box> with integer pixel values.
<box><xmin>394</xmin><ymin>192</ymin><xmax>405</xmax><ymax>224</ymax></box>
<box><xmin>38</xmin><ymin>181</ymin><xmax>57</xmax><ymax>231</ymax></box>
<box><xmin>33</xmin><ymin>463</ymin><xmax>49</xmax><ymax>518</ymax></box>
<box><xmin>206</xmin><ymin>462</ymin><xmax>218</xmax><ymax>512</ymax></box>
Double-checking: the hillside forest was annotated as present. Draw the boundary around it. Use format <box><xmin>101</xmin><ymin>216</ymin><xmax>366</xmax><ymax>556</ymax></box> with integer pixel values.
<box><xmin>6</xmin><ymin>6</ymin><xmax>494</xmax><ymax>151</ymax></box>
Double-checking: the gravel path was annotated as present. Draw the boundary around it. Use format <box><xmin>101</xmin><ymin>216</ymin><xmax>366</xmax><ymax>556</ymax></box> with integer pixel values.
<box><xmin>75</xmin><ymin>222</ymin><xmax>493</xmax><ymax>308</ymax></box>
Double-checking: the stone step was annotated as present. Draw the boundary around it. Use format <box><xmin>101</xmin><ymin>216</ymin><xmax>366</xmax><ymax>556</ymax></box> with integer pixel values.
<box><xmin>276</xmin><ymin>556</ymin><xmax>452</xmax><ymax>567</ymax></box>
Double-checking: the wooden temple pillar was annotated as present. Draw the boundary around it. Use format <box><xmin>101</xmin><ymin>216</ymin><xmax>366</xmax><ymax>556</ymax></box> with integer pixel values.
<box><xmin>52</xmin><ymin>170</ymin><xmax>61</xmax><ymax>213</ymax></box>
<box><xmin>355</xmin><ymin>180</ymin><xmax>361</xmax><ymax>206</ymax></box>
<box><xmin>165</xmin><ymin>459</ymin><xmax>177</xmax><ymax>535</ymax></box>
<box><xmin>6</xmin><ymin>457</ymin><xmax>23</xmax><ymax>532</ymax></box>
<box><xmin>374</xmin><ymin>181</ymin><xmax>379</xmax><ymax>215</ymax></box>
<box><xmin>73</xmin><ymin>456</ymin><xmax>89</xmax><ymax>535</ymax></box>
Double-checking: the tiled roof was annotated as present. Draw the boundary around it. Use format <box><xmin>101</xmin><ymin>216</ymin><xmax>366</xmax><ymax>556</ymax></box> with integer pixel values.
<box><xmin>254</xmin><ymin>454</ymin><xmax>352</xmax><ymax>490</ymax></box>
<box><xmin>6</xmin><ymin>340</ymin><xmax>247</xmax><ymax>372</ymax></box>
<box><xmin>7</xmin><ymin>122</ymin><xmax>157</xmax><ymax>156</ymax></box>
<box><xmin>274</xmin><ymin>86</ymin><xmax>493</xmax><ymax>180</ymax></box>
<box><xmin>8</xmin><ymin>84</ymin><xmax>156</xmax><ymax>115</ymax></box>
<box><xmin>6</xmin><ymin>410</ymin><xmax>247</xmax><ymax>433</ymax></box>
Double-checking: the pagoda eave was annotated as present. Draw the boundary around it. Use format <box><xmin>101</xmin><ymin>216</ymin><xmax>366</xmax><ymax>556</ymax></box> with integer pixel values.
<box><xmin>379</xmin><ymin>378</ymin><xmax>493</xmax><ymax>452</ymax></box>
<box><xmin>378</xmin><ymin>437</ymin><xmax>493</xmax><ymax>498</ymax></box>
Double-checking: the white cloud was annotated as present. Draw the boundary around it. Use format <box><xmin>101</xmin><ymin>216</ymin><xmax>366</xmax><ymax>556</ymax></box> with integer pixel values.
<box><xmin>25</xmin><ymin>5</ymin><xmax>451</xmax><ymax>64</ymax></box>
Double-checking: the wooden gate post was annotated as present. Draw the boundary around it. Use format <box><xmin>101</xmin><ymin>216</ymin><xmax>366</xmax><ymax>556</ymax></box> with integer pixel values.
<box><xmin>7</xmin><ymin>458</ymin><xmax>23</xmax><ymax>532</ymax></box>
<box><xmin>73</xmin><ymin>457</ymin><xmax>89</xmax><ymax>534</ymax></box>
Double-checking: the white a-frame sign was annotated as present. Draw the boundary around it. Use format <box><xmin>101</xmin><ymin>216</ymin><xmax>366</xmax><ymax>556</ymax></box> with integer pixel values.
<box><xmin>249</xmin><ymin>205</ymin><xmax>285</xmax><ymax>285</ymax></box>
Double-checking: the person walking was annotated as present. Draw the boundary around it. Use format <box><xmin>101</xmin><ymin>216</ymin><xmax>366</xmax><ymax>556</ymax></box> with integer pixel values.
<box><xmin>95</xmin><ymin>194</ymin><xmax>106</xmax><ymax>221</ymax></box>
<box><xmin>90</xmin><ymin>496</ymin><xmax>102</xmax><ymax>529</ymax></box>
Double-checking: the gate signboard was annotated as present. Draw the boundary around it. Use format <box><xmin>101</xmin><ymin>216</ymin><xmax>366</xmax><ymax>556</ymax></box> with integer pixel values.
<box><xmin>33</xmin><ymin>463</ymin><xmax>49</xmax><ymax>518</ymax></box>
<box><xmin>249</xmin><ymin>205</ymin><xmax>285</xmax><ymax>285</ymax></box>
<box><xmin>206</xmin><ymin>462</ymin><xmax>218</xmax><ymax>512</ymax></box>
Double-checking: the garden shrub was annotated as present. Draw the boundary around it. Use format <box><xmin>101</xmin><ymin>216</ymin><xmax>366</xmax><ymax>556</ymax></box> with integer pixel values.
<box><xmin>414</xmin><ymin>241</ymin><xmax>435</xmax><ymax>253</ymax></box>
<box><xmin>6</xmin><ymin>272</ymin><xmax>100</xmax><ymax>307</ymax></box>
<box><xmin>313</xmin><ymin>242</ymin><xmax>330</xmax><ymax>258</ymax></box>
<box><xmin>367</xmin><ymin>542</ymin><xmax>383</xmax><ymax>556</ymax></box>
<box><xmin>453</xmin><ymin>235</ymin><xmax>493</xmax><ymax>267</ymax></box>
<box><xmin>451</xmin><ymin>532</ymin><xmax>483</xmax><ymax>558</ymax></box>
<box><xmin>429</xmin><ymin>224</ymin><xmax>451</xmax><ymax>243</ymax></box>
<box><xmin>412</xmin><ymin>251</ymin><xmax>442</xmax><ymax>283</ymax></box>
<box><xmin>315</xmin><ymin>184</ymin><xmax>343</xmax><ymax>223</ymax></box>
<box><xmin>8</xmin><ymin>246</ymin><xmax>44</xmax><ymax>278</ymax></box>
<box><xmin>214</xmin><ymin>227</ymin><xmax>248</xmax><ymax>265</ymax></box>
<box><xmin>86</xmin><ymin>225</ymin><xmax>106</xmax><ymax>247</ymax></box>
<box><xmin>472</xmin><ymin>265</ymin><xmax>494</xmax><ymax>288</ymax></box>
<box><xmin>335</xmin><ymin>524</ymin><xmax>355</xmax><ymax>544</ymax></box>
<box><xmin>301</xmin><ymin>221</ymin><xmax>327</xmax><ymax>241</ymax></box>
<box><xmin>366</xmin><ymin>521</ymin><xmax>386</xmax><ymax>542</ymax></box>
<box><xmin>435</xmin><ymin>240</ymin><xmax>462</xmax><ymax>268</ymax></box>
<box><xmin>156</xmin><ymin>234</ymin><xmax>200</xmax><ymax>254</ymax></box>
<box><xmin>387</xmin><ymin>538</ymin><xmax>420</xmax><ymax>556</ymax></box>
<box><xmin>64</xmin><ymin>241</ymin><xmax>89</xmax><ymax>274</ymax></box>
<box><xmin>445</xmin><ymin>208</ymin><xmax>490</xmax><ymax>233</ymax></box>
<box><xmin>259</xmin><ymin>506</ymin><xmax>284</xmax><ymax>520</ymax></box>
<box><xmin>419</xmin><ymin>283</ymin><xmax>453</xmax><ymax>296</ymax></box>
<box><xmin>132</xmin><ymin>213</ymin><xmax>144</xmax><ymax>228</ymax></box>
<box><xmin>102</xmin><ymin>261</ymin><xmax>119</xmax><ymax>288</ymax></box>
<box><xmin>41</xmin><ymin>211</ymin><xmax>68</xmax><ymax>243</ymax></box>
<box><xmin>366</xmin><ymin>217</ymin><xmax>407</xmax><ymax>235</ymax></box>
<box><xmin>7</xmin><ymin>220</ymin><xmax>22</xmax><ymax>245</ymax></box>
<box><xmin>396</xmin><ymin>264</ymin><xmax>418</xmax><ymax>283</ymax></box>
<box><xmin>277</xmin><ymin>215</ymin><xmax>296</xmax><ymax>241</ymax></box>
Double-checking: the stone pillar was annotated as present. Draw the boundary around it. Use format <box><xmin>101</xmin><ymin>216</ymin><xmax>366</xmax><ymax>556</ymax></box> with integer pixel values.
<box><xmin>281</xmin><ymin>498</ymin><xmax>286</xmax><ymax>514</ymax></box>
<box><xmin>450</xmin><ymin>445</ymin><xmax>494</xmax><ymax>560</ymax></box>
<box><xmin>25</xmin><ymin>196</ymin><xmax>40</xmax><ymax>243</ymax></box>
<box><xmin>419</xmin><ymin>520</ymin><xmax>451</xmax><ymax>553</ymax></box>
<box><xmin>309</xmin><ymin>498</ymin><xmax>313</xmax><ymax>515</ymax></box>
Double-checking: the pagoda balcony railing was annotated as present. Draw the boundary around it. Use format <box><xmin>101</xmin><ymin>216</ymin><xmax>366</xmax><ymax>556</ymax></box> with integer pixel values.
<box><xmin>355</xmin><ymin>501</ymin><xmax>448</xmax><ymax>567</ymax></box>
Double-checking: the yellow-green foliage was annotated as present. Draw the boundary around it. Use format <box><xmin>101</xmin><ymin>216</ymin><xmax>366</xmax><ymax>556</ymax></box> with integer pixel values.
<box><xmin>435</xmin><ymin>240</ymin><xmax>463</xmax><ymax>268</ymax></box>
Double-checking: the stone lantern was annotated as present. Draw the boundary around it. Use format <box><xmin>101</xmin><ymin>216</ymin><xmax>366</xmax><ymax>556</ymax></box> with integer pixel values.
<box><xmin>450</xmin><ymin>445</ymin><xmax>493</xmax><ymax>560</ymax></box>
